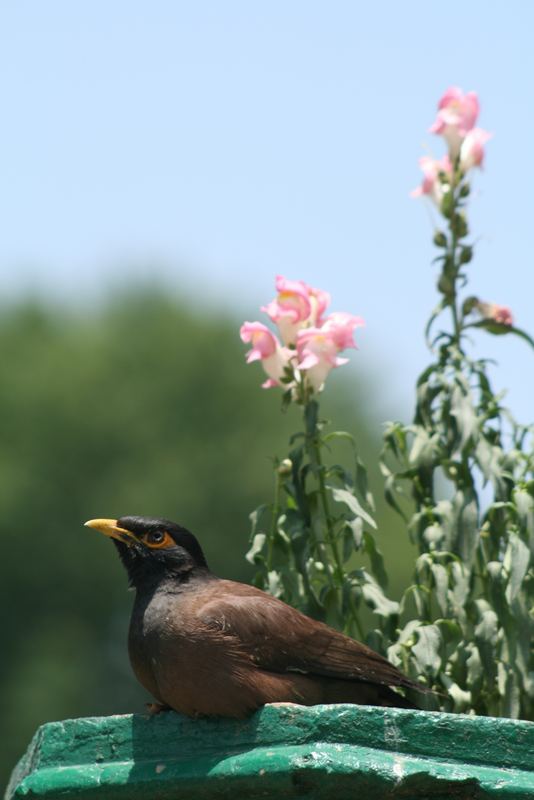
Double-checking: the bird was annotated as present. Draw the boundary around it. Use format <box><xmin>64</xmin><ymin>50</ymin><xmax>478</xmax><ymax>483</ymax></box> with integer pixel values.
<box><xmin>85</xmin><ymin>515</ymin><xmax>426</xmax><ymax>718</ymax></box>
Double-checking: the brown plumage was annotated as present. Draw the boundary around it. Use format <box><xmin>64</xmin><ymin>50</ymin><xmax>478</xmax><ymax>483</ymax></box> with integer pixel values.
<box><xmin>85</xmin><ymin>515</ymin><xmax>426</xmax><ymax>717</ymax></box>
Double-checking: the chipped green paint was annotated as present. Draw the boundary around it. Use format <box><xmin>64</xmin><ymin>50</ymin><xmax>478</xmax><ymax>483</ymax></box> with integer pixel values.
<box><xmin>6</xmin><ymin>704</ymin><xmax>534</xmax><ymax>799</ymax></box>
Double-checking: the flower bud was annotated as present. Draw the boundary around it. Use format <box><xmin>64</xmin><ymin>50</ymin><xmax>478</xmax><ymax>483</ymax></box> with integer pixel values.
<box><xmin>459</xmin><ymin>246</ymin><xmax>473</xmax><ymax>264</ymax></box>
<box><xmin>278</xmin><ymin>459</ymin><xmax>293</xmax><ymax>476</ymax></box>
<box><xmin>451</xmin><ymin>213</ymin><xmax>468</xmax><ymax>239</ymax></box>
<box><xmin>433</xmin><ymin>231</ymin><xmax>447</xmax><ymax>248</ymax></box>
<box><xmin>476</xmin><ymin>301</ymin><xmax>514</xmax><ymax>327</ymax></box>
<box><xmin>440</xmin><ymin>190</ymin><xmax>454</xmax><ymax>219</ymax></box>
<box><xmin>462</xmin><ymin>296</ymin><xmax>478</xmax><ymax>316</ymax></box>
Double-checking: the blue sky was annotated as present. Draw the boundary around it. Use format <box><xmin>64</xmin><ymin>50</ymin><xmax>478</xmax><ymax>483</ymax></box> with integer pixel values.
<box><xmin>0</xmin><ymin>1</ymin><xmax>532</xmax><ymax>422</ymax></box>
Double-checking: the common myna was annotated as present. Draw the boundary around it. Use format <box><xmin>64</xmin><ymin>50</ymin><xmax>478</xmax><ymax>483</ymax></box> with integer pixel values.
<box><xmin>86</xmin><ymin>515</ymin><xmax>425</xmax><ymax>717</ymax></box>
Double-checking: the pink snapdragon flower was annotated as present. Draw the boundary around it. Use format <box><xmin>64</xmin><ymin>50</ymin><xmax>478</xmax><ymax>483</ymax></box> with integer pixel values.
<box><xmin>411</xmin><ymin>155</ymin><xmax>452</xmax><ymax>207</ymax></box>
<box><xmin>240</xmin><ymin>321</ymin><xmax>293</xmax><ymax>388</ymax></box>
<box><xmin>262</xmin><ymin>275</ymin><xmax>330</xmax><ymax>345</ymax></box>
<box><xmin>322</xmin><ymin>311</ymin><xmax>365</xmax><ymax>349</ymax></box>
<box><xmin>477</xmin><ymin>302</ymin><xmax>514</xmax><ymax>327</ymax></box>
<box><xmin>296</xmin><ymin>313</ymin><xmax>364</xmax><ymax>391</ymax></box>
<box><xmin>242</xmin><ymin>276</ymin><xmax>362</xmax><ymax>395</ymax></box>
<box><xmin>460</xmin><ymin>128</ymin><xmax>492</xmax><ymax>172</ymax></box>
<box><xmin>430</xmin><ymin>87</ymin><xmax>480</xmax><ymax>156</ymax></box>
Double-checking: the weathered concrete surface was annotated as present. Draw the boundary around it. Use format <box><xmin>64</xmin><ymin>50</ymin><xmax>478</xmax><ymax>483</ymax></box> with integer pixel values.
<box><xmin>6</xmin><ymin>704</ymin><xmax>534</xmax><ymax>799</ymax></box>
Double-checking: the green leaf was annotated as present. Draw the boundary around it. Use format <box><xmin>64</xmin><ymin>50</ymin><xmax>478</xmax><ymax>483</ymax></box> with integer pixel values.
<box><xmin>245</xmin><ymin>532</ymin><xmax>266</xmax><ymax>564</ymax></box>
<box><xmin>474</xmin><ymin>606</ymin><xmax>499</xmax><ymax>683</ymax></box>
<box><xmin>434</xmin><ymin>499</ymin><xmax>455</xmax><ymax>550</ymax></box>
<box><xmin>326</xmin><ymin>463</ymin><xmax>354</xmax><ymax>486</ymax></box>
<box><xmin>468</xmin><ymin>320</ymin><xmax>534</xmax><ymax>350</ymax></box>
<box><xmin>452</xmin><ymin>489</ymin><xmax>479</xmax><ymax>566</ymax></box>
<box><xmin>514</xmin><ymin>488</ymin><xmax>534</xmax><ymax>549</ymax></box>
<box><xmin>357</xmin><ymin>571</ymin><xmax>399</xmax><ymax>618</ymax></box>
<box><xmin>441</xmin><ymin>675</ymin><xmax>472</xmax><ymax>711</ymax></box>
<box><xmin>475</xmin><ymin>438</ymin><xmax>504</xmax><ymax>486</ymax></box>
<box><xmin>355</xmin><ymin>458</ymin><xmax>375</xmax><ymax>511</ymax></box>
<box><xmin>450</xmin><ymin>382</ymin><xmax>478</xmax><ymax>454</ymax></box>
<box><xmin>431</xmin><ymin>563</ymin><xmax>449</xmax><ymax>616</ymax></box>
<box><xmin>412</xmin><ymin>624</ymin><xmax>442</xmax><ymax>674</ymax></box>
<box><xmin>465</xmin><ymin>644</ymin><xmax>483</xmax><ymax>688</ymax></box>
<box><xmin>408</xmin><ymin>426</ymin><xmax>441</xmax><ymax>467</ymax></box>
<box><xmin>382</xmin><ymin>472</ymin><xmax>408</xmax><ymax>521</ymax></box>
<box><xmin>422</xmin><ymin>523</ymin><xmax>445</xmax><ymax>547</ymax></box>
<box><xmin>328</xmin><ymin>486</ymin><xmax>377</xmax><ymax>529</ymax></box>
<box><xmin>266</xmin><ymin>570</ymin><xmax>283</xmax><ymax>598</ymax></box>
<box><xmin>363</xmin><ymin>531</ymin><xmax>388</xmax><ymax>589</ymax></box>
<box><xmin>450</xmin><ymin>560</ymin><xmax>469</xmax><ymax>611</ymax></box>
<box><xmin>346</xmin><ymin>517</ymin><xmax>363</xmax><ymax>549</ymax></box>
<box><xmin>400</xmin><ymin>583</ymin><xmax>429</xmax><ymax>618</ymax></box>
<box><xmin>281</xmin><ymin>389</ymin><xmax>292</xmax><ymax>410</ymax></box>
<box><xmin>387</xmin><ymin>619</ymin><xmax>421</xmax><ymax>667</ymax></box>
<box><xmin>341</xmin><ymin>523</ymin><xmax>355</xmax><ymax>562</ymax></box>
<box><xmin>382</xmin><ymin>420</ymin><xmax>409</xmax><ymax>459</ymax></box>
<box><xmin>321</xmin><ymin>585</ymin><xmax>342</xmax><ymax>626</ymax></box>
<box><xmin>249</xmin><ymin>504</ymin><xmax>268</xmax><ymax>534</ymax></box>
<box><xmin>435</xmin><ymin>618</ymin><xmax>462</xmax><ymax>652</ymax></box>
<box><xmin>323</xmin><ymin>430</ymin><xmax>355</xmax><ymax>445</ymax></box>
<box><xmin>498</xmin><ymin>663</ymin><xmax>521</xmax><ymax>718</ymax></box>
<box><xmin>504</xmin><ymin>533</ymin><xmax>530</xmax><ymax>603</ymax></box>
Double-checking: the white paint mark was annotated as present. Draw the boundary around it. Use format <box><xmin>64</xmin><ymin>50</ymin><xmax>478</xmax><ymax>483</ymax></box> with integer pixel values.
<box><xmin>393</xmin><ymin>758</ymin><xmax>404</xmax><ymax>782</ymax></box>
<box><xmin>155</xmin><ymin>764</ymin><xmax>166</xmax><ymax>774</ymax></box>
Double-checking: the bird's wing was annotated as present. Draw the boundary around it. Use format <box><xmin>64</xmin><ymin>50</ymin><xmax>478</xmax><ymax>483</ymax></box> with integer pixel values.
<box><xmin>199</xmin><ymin>581</ymin><xmax>421</xmax><ymax>691</ymax></box>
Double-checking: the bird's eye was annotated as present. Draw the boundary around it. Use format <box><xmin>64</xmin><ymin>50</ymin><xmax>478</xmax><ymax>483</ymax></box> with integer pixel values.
<box><xmin>144</xmin><ymin>530</ymin><xmax>173</xmax><ymax>549</ymax></box>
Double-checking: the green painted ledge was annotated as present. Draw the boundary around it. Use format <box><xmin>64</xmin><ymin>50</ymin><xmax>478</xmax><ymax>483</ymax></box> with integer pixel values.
<box><xmin>6</xmin><ymin>704</ymin><xmax>534</xmax><ymax>799</ymax></box>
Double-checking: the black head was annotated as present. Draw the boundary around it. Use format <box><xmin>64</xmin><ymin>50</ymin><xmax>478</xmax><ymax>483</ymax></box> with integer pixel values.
<box><xmin>85</xmin><ymin>516</ymin><xmax>210</xmax><ymax>589</ymax></box>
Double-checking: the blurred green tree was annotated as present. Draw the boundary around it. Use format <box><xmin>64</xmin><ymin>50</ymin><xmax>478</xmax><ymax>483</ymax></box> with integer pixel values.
<box><xmin>0</xmin><ymin>288</ymin><xmax>411</xmax><ymax>787</ymax></box>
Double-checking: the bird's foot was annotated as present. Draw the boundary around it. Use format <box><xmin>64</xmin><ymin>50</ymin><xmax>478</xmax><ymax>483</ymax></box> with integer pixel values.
<box><xmin>145</xmin><ymin>702</ymin><xmax>171</xmax><ymax>716</ymax></box>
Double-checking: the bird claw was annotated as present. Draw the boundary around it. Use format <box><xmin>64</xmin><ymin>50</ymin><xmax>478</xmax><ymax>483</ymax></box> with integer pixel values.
<box><xmin>145</xmin><ymin>702</ymin><xmax>171</xmax><ymax>716</ymax></box>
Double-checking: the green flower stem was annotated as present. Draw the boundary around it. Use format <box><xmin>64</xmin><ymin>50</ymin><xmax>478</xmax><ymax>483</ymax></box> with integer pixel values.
<box><xmin>267</xmin><ymin>467</ymin><xmax>283</xmax><ymax>572</ymax></box>
<box><xmin>348</xmin><ymin>590</ymin><xmax>366</xmax><ymax>640</ymax></box>
<box><xmin>304</xmin><ymin>400</ymin><xmax>344</xmax><ymax>584</ymax></box>
<box><xmin>446</xmin><ymin>163</ymin><xmax>465</xmax><ymax>348</ymax></box>
<box><xmin>449</xmin><ymin>198</ymin><xmax>460</xmax><ymax>347</ymax></box>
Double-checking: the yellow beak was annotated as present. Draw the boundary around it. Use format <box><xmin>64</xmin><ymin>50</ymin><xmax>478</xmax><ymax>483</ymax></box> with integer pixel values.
<box><xmin>84</xmin><ymin>518</ymin><xmax>136</xmax><ymax>545</ymax></box>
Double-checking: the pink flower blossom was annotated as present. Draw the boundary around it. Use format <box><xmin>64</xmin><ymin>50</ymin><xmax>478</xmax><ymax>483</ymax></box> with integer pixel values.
<box><xmin>493</xmin><ymin>306</ymin><xmax>513</xmax><ymax>326</ymax></box>
<box><xmin>296</xmin><ymin>313</ymin><xmax>364</xmax><ymax>391</ymax></box>
<box><xmin>240</xmin><ymin>321</ymin><xmax>293</xmax><ymax>388</ymax></box>
<box><xmin>430</xmin><ymin>87</ymin><xmax>480</xmax><ymax>156</ymax></box>
<box><xmin>242</xmin><ymin>277</ymin><xmax>362</xmax><ymax>395</ymax></box>
<box><xmin>262</xmin><ymin>275</ymin><xmax>330</xmax><ymax>345</ymax></box>
<box><xmin>477</xmin><ymin>302</ymin><xmax>514</xmax><ymax>327</ymax></box>
<box><xmin>322</xmin><ymin>311</ymin><xmax>365</xmax><ymax>350</ymax></box>
<box><xmin>460</xmin><ymin>128</ymin><xmax>492</xmax><ymax>172</ymax></box>
<box><xmin>307</xmin><ymin>285</ymin><xmax>330</xmax><ymax>327</ymax></box>
<box><xmin>411</xmin><ymin>155</ymin><xmax>452</xmax><ymax>207</ymax></box>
